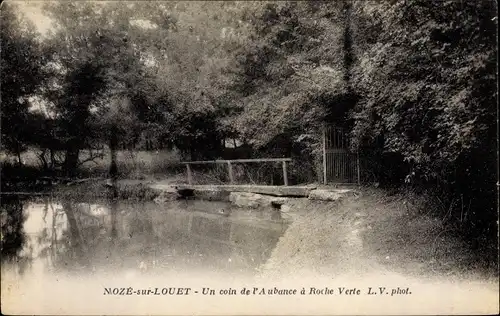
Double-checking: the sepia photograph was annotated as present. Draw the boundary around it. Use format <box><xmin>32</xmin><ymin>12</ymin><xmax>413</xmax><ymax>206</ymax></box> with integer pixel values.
<box><xmin>1</xmin><ymin>0</ymin><xmax>498</xmax><ymax>314</ymax></box>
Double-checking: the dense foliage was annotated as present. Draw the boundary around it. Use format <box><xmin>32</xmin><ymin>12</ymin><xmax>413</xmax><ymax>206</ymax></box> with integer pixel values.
<box><xmin>1</xmin><ymin>4</ymin><xmax>46</xmax><ymax>161</ymax></box>
<box><xmin>349</xmin><ymin>0</ymin><xmax>497</xmax><ymax>242</ymax></box>
<box><xmin>350</xmin><ymin>0</ymin><xmax>497</xmax><ymax>180</ymax></box>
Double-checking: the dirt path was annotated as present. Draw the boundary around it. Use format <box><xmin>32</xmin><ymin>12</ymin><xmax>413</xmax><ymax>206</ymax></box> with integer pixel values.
<box><xmin>256</xmin><ymin>189</ymin><xmax>498</xmax><ymax>313</ymax></box>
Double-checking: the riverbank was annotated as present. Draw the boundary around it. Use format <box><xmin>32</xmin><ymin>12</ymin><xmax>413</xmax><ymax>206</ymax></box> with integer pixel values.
<box><xmin>253</xmin><ymin>190</ymin><xmax>499</xmax><ymax>314</ymax></box>
<box><xmin>259</xmin><ymin>189</ymin><xmax>498</xmax><ymax>282</ymax></box>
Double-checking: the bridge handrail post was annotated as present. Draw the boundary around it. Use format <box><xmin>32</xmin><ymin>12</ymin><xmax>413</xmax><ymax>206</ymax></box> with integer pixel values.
<box><xmin>227</xmin><ymin>161</ymin><xmax>234</xmax><ymax>184</ymax></box>
<box><xmin>186</xmin><ymin>163</ymin><xmax>193</xmax><ymax>185</ymax></box>
<box><xmin>282</xmin><ymin>160</ymin><xmax>288</xmax><ymax>186</ymax></box>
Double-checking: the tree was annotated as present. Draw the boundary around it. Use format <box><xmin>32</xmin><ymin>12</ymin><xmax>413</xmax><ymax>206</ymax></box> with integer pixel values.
<box><xmin>214</xmin><ymin>2</ymin><xmax>357</xmax><ymax>182</ymax></box>
<box><xmin>0</xmin><ymin>2</ymin><xmax>46</xmax><ymax>164</ymax></box>
<box><xmin>349</xmin><ymin>0</ymin><xmax>498</xmax><ymax>239</ymax></box>
<box><xmin>40</xmin><ymin>1</ymin><xmax>175</xmax><ymax>175</ymax></box>
<box><xmin>350</xmin><ymin>0</ymin><xmax>497</xmax><ymax>180</ymax></box>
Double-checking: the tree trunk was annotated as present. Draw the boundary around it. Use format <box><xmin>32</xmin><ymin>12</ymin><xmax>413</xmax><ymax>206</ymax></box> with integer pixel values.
<box><xmin>64</xmin><ymin>147</ymin><xmax>80</xmax><ymax>177</ymax></box>
<box><xmin>16</xmin><ymin>150</ymin><xmax>23</xmax><ymax>167</ymax></box>
<box><xmin>50</xmin><ymin>149</ymin><xmax>55</xmax><ymax>169</ymax></box>
<box><xmin>38</xmin><ymin>149</ymin><xmax>49</xmax><ymax>170</ymax></box>
<box><xmin>342</xmin><ymin>0</ymin><xmax>353</xmax><ymax>89</ymax></box>
<box><xmin>109</xmin><ymin>125</ymin><xmax>118</xmax><ymax>182</ymax></box>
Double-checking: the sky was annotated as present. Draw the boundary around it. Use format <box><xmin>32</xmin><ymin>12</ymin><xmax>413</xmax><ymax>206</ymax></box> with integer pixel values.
<box><xmin>9</xmin><ymin>1</ymin><xmax>168</xmax><ymax>37</ymax></box>
<box><xmin>8</xmin><ymin>0</ymin><xmax>53</xmax><ymax>36</ymax></box>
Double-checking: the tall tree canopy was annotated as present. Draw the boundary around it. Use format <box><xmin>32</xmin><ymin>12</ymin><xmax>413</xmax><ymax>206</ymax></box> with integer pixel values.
<box><xmin>348</xmin><ymin>0</ymin><xmax>497</xmax><ymax>238</ymax></box>
<box><xmin>1</xmin><ymin>2</ymin><xmax>46</xmax><ymax>162</ymax></box>
<box><xmin>350</xmin><ymin>0</ymin><xmax>497</xmax><ymax>178</ymax></box>
<box><xmin>226</xmin><ymin>2</ymin><xmax>349</xmax><ymax>152</ymax></box>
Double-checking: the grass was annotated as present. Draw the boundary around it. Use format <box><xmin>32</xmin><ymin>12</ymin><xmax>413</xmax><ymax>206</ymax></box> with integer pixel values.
<box><xmin>1</xmin><ymin>148</ymin><xmax>184</xmax><ymax>180</ymax></box>
<box><xmin>50</xmin><ymin>179</ymin><xmax>163</xmax><ymax>201</ymax></box>
<box><xmin>80</xmin><ymin>148</ymin><xmax>184</xmax><ymax>179</ymax></box>
<box><xmin>1</xmin><ymin>148</ymin><xmax>320</xmax><ymax>185</ymax></box>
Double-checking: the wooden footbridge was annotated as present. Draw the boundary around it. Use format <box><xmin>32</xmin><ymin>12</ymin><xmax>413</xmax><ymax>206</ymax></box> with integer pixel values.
<box><xmin>182</xmin><ymin>158</ymin><xmax>292</xmax><ymax>186</ymax></box>
<box><xmin>177</xmin><ymin>157</ymin><xmax>316</xmax><ymax>197</ymax></box>
<box><xmin>151</xmin><ymin>183</ymin><xmax>317</xmax><ymax>198</ymax></box>
<box><xmin>181</xmin><ymin>125</ymin><xmax>360</xmax><ymax>188</ymax></box>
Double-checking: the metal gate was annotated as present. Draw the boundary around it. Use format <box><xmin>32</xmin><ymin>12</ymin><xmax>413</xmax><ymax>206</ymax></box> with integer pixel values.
<box><xmin>322</xmin><ymin>125</ymin><xmax>360</xmax><ymax>184</ymax></box>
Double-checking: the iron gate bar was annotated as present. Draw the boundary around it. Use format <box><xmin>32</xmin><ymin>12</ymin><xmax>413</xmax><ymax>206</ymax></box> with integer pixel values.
<box><xmin>322</xmin><ymin>124</ymin><xmax>360</xmax><ymax>185</ymax></box>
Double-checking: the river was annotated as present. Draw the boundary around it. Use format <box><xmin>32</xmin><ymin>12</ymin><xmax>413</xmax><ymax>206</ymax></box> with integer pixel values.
<box><xmin>1</xmin><ymin>195</ymin><xmax>290</xmax><ymax>278</ymax></box>
<box><xmin>1</xmin><ymin>194</ymin><xmax>292</xmax><ymax>314</ymax></box>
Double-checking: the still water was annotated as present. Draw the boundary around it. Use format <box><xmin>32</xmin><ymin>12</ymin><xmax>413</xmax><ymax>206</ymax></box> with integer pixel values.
<box><xmin>1</xmin><ymin>195</ymin><xmax>290</xmax><ymax>282</ymax></box>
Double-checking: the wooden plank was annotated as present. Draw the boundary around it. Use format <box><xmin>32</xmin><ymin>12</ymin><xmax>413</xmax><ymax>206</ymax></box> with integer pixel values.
<box><xmin>171</xmin><ymin>184</ymin><xmax>316</xmax><ymax>197</ymax></box>
<box><xmin>182</xmin><ymin>160</ymin><xmax>218</xmax><ymax>165</ymax></box>
<box><xmin>0</xmin><ymin>192</ymin><xmax>51</xmax><ymax>195</ymax></box>
<box><xmin>182</xmin><ymin>158</ymin><xmax>292</xmax><ymax>164</ymax></box>
<box><xmin>282</xmin><ymin>161</ymin><xmax>288</xmax><ymax>186</ymax></box>
<box><xmin>227</xmin><ymin>158</ymin><xmax>292</xmax><ymax>163</ymax></box>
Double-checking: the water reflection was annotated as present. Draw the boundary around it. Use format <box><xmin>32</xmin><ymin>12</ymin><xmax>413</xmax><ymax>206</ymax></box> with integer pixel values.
<box><xmin>1</xmin><ymin>196</ymin><xmax>290</xmax><ymax>280</ymax></box>
<box><xmin>1</xmin><ymin>196</ymin><xmax>30</xmax><ymax>275</ymax></box>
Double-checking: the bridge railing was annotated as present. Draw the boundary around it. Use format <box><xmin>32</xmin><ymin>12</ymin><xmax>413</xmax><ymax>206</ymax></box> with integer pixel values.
<box><xmin>181</xmin><ymin>158</ymin><xmax>292</xmax><ymax>186</ymax></box>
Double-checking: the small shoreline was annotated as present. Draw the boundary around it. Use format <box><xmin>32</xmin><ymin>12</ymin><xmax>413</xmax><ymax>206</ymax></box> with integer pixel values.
<box><xmin>260</xmin><ymin>192</ymin><xmax>499</xmax><ymax>283</ymax></box>
<box><xmin>1</xmin><ymin>178</ymin><xmax>359</xmax><ymax>203</ymax></box>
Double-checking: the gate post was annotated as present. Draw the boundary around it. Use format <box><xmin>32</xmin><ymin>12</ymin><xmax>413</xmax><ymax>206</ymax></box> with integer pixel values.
<box><xmin>322</xmin><ymin>124</ymin><xmax>327</xmax><ymax>185</ymax></box>
<box><xmin>357</xmin><ymin>152</ymin><xmax>361</xmax><ymax>185</ymax></box>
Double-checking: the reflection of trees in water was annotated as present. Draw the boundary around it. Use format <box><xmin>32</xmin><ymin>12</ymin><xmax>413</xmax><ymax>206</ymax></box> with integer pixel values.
<box><xmin>110</xmin><ymin>185</ymin><xmax>118</xmax><ymax>240</ymax></box>
<box><xmin>61</xmin><ymin>201</ymin><xmax>91</xmax><ymax>268</ymax></box>
<box><xmin>119</xmin><ymin>205</ymin><xmax>156</xmax><ymax>259</ymax></box>
<box><xmin>40</xmin><ymin>194</ymin><xmax>134</xmax><ymax>271</ymax></box>
<box><xmin>37</xmin><ymin>199</ymin><xmax>96</xmax><ymax>272</ymax></box>
<box><xmin>0</xmin><ymin>196</ymin><xmax>32</xmax><ymax>275</ymax></box>
<box><xmin>129</xmin><ymin>207</ymin><xmax>154</xmax><ymax>238</ymax></box>
<box><xmin>34</xmin><ymin>193</ymin><xmax>128</xmax><ymax>272</ymax></box>
<box><xmin>2</xmin><ymin>196</ymin><xmax>287</xmax><ymax>275</ymax></box>
<box><xmin>1</xmin><ymin>196</ymin><xmax>27</xmax><ymax>259</ymax></box>
<box><xmin>1</xmin><ymin>195</ymin><xmax>161</xmax><ymax>274</ymax></box>
<box><xmin>33</xmin><ymin>198</ymin><xmax>74</xmax><ymax>271</ymax></box>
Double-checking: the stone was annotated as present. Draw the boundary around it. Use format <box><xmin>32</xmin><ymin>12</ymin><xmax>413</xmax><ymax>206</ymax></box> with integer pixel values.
<box><xmin>308</xmin><ymin>189</ymin><xmax>354</xmax><ymax>201</ymax></box>
<box><xmin>280</xmin><ymin>205</ymin><xmax>291</xmax><ymax>213</ymax></box>
<box><xmin>153</xmin><ymin>191</ymin><xmax>180</xmax><ymax>204</ymax></box>
<box><xmin>229</xmin><ymin>192</ymin><xmax>287</xmax><ymax>208</ymax></box>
